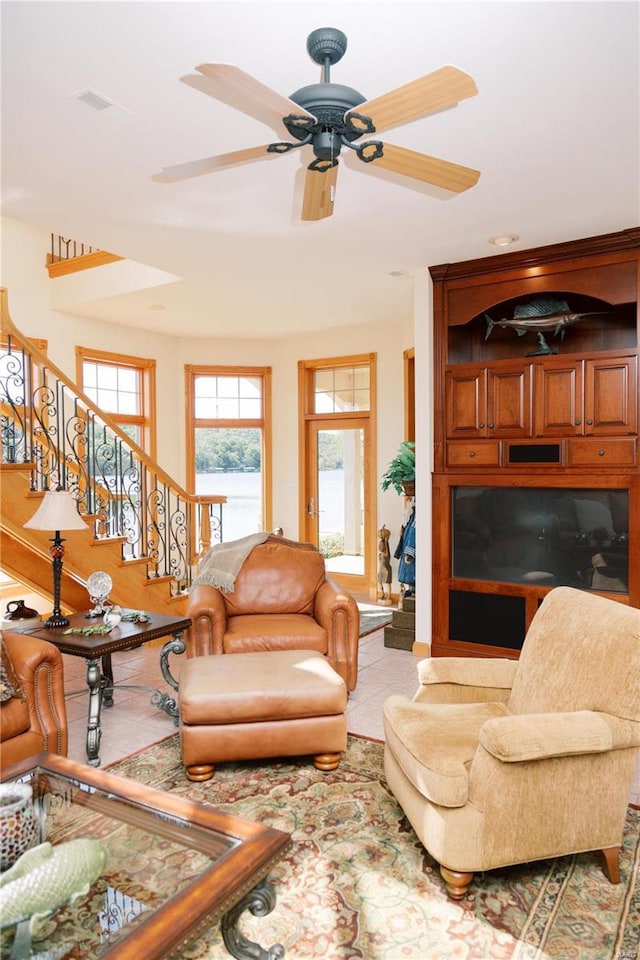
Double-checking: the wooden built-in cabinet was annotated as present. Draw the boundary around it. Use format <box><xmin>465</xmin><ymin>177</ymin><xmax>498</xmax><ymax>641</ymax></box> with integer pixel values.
<box><xmin>430</xmin><ymin>228</ymin><xmax>640</xmax><ymax>659</ymax></box>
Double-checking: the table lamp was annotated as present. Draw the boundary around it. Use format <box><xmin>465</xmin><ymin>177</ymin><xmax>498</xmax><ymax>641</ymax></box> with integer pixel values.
<box><xmin>24</xmin><ymin>489</ymin><xmax>89</xmax><ymax>628</ymax></box>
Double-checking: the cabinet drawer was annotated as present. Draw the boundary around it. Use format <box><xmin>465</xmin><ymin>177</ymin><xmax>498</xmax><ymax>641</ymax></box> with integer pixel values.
<box><xmin>446</xmin><ymin>441</ymin><xmax>501</xmax><ymax>467</ymax></box>
<box><xmin>567</xmin><ymin>438</ymin><xmax>637</xmax><ymax>466</ymax></box>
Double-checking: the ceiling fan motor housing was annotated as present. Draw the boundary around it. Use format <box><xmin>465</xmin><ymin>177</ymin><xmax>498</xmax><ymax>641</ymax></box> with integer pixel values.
<box><xmin>286</xmin><ymin>83</ymin><xmax>367</xmax><ymax>142</ymax></box>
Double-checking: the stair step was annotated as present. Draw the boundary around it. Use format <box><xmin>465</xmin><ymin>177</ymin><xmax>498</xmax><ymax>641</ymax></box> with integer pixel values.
<box><xmin>392</xmin><ymin>609</ymin><xmax>415</xmax><ymax>630</ymax></box>
<box><xmin>92</xmin><ymin>535</ymin><xmax>127</xmax><ymax>547</ymax></box>
<box><xmin>383</xmin><ymin>625</ymin><xmax>415</xmax><ymax>651</ymax></box>
<box><xmin>143</xmin><ymin>575</ymin><xmax>175</xmax><ymax>586</ymax></box>
<box><xmin>119</xmin><ymin>556</ymin><xmax>151</xmax><ymax>567</ymax></box>
<box><xmin>400</xmin><ymin>596</ymin><xmax>415</xmax><ymax>613</ymax></box>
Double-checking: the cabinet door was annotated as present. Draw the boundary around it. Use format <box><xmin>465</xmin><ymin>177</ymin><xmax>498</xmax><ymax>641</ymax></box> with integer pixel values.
<box><xmin>487</xmin><ymin>365</ymin><xmax>532</xmax><ymax>437</ymax></box>
<box><xmin>584</xmin><ymin>356</ymin><xmax>637</xmax><ymax>435</ymax></box>
<box><xmin>445</xmin><ymin>369</ymin><xmax>486</xmax><ymax>438</ymax></box>
<box><xmin>534</xmin><ymin>361</ymin><xmax>583</xmax><ymax>436</ymax></box>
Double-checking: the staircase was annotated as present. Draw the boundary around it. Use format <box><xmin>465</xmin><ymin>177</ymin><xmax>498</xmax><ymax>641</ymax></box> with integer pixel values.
<box><xmin>0</xmin><ymin>288</ymin><xmax>224</xmax><ymax>619</ymax></box>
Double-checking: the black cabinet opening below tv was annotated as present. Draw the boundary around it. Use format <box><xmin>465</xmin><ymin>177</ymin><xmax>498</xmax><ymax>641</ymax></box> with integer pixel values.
<box><xmin>452</xmin><ymin>486</ymin><xmax>629</xmax><ymax>593</ymax></box>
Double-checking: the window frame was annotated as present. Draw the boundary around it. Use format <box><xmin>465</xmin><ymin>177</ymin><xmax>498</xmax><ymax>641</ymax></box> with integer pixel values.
<box><xmin>185</xmin><ymin>364</ymin><xmax>273</xmax><ymax>534</ymax></box>
<box><xmin>75</xmin><ymin>346</ymin><xmax>157</xmax><ymax>458</ymax></box>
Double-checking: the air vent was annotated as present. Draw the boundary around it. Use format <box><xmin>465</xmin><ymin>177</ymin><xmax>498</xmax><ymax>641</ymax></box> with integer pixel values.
<box><xmin>74</xmin><ymin>89</ymin><xmax>114</xmax><ymax>111</ymax></box>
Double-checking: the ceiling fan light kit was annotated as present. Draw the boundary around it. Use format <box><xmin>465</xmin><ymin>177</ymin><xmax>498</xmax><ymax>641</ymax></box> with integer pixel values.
<box><xmin>154</xmin><ymin>27</ymin><xmax>481</xmax><ymax>221</ymax></box>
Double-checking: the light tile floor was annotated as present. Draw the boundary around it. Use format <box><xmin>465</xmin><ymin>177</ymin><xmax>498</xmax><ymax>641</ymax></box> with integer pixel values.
<box><xmin>62</xmin><ymin>627</ymin><xmax>420</xmax><ymax>768</ymax></box>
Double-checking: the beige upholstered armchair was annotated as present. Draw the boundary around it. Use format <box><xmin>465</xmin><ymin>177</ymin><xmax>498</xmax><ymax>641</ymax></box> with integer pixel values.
<box><xmin>383</xmin><ymin>586</ymin><xmax>640</xmax><ymax>899</ymax></box>
<box><xmin>185</xmin><ymin>536</ymin><xmax>360</xmax><ymax>692</ymax></box>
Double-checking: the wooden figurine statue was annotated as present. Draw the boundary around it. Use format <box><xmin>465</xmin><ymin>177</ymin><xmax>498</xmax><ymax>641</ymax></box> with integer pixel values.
<box><xmin>377</xmin><ymin>524</ymin><xmax>393</xmax><ymax>606</ymax></box>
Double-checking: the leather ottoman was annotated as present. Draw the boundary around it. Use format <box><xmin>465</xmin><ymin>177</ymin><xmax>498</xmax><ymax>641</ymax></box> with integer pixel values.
<box><xmin>179</xmin><ymin>649</ymin><xmax>348</xmax><ymax>781</ymax></box>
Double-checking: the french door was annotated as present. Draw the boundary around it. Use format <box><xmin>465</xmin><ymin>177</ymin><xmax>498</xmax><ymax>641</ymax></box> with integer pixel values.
<box><xmin>304</xmin><ymin>417</ymin><xmax>372</xmax><ymax>595</ymax></box>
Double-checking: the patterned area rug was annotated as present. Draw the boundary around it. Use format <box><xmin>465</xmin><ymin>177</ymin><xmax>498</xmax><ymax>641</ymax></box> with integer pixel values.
<box><xmin>106</xmin><ymin>734</ymin><xmax>640</xmax><ymax>960</ymax></box>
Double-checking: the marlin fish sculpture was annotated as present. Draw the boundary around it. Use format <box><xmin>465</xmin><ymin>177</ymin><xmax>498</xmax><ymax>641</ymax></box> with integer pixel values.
<box><xmin>484</xmin><ymin>297</ymin><xmax>607</xmax><ymax>354</ymax></box>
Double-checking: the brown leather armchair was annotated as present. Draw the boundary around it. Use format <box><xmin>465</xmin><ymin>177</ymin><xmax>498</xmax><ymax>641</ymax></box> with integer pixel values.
<box><xmin>1</xmin><ymin>631</ymin><xmax>68</xmax><ymax>772</ymax></box>
<box><xmin>185</xmin><ymin>538</ymin><xmax>360</xmax><ymax>691</ymax></box>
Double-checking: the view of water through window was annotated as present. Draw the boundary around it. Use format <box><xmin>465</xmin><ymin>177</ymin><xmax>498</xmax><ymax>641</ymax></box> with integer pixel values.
<box><xmin>197</xmin><ymin>470</ymin><xmax>349</xmax><ymax>543</ymax></box>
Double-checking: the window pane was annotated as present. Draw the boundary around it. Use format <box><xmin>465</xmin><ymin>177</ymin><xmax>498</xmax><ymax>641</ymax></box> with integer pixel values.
<box><xmin>96</xmin><ymin>386</ymin><xmax>118</xmax><ymax>411</ymax></box>
<box><xmin>317</xmin><ymin>427</ymin><xmax>365</xmax><ymax>576</ymax></box>
<box><xmin>120</xmin><ymin>423</ymin><xmax>140</xmax><ymax>445</ymax></box>
<box><xmin>117</xmin><ymin>392</ymin><xmax>138</xmax><ymax>415</ymax></box>
<box><xmin>240</xmin><ymin>377</ymin><xmax>261</xmax><ymax>398</ymax></box>
<box><xmin>195</xmin><ymin>396</ymin><xmax>217</xmax><ymax>418</ymax></box>
<box><xmin>352</xmin><ymin>388</ymin><xmax>370</xmax><ymax>411</ymax></box>
<box><xmin>217</xmin><ymin>377</ymin><xmax>238</xmax><ymax>398</ymax></box>
<box><xmin>117</xmin><ymin>368</ymin><xmax>138</xmax><ymax>394</ymax></box>
<box><xmin>195</xmin><ymin>427</ymin><xmax>263</xmax><ymax>539</ymax></box>
<box><xmin>239</xmin><ymin>398</ymin><xmax>261</xmax><ymax>418</ymax></box>
<box><xmin>83</xmin><ymin>362</ymin><xmax>97</xmax><ymax>389</ymax></box>
<box><xmin>314</xmin><ymin>370</ymin><xmax>333</xmax><ymax>393</ymax></box>
<box><xmin>96</xmin><ymin>365</ymin><xmax>118</xmax><ymax>390</ymax></box>
<box><xmin>353</xmin><ymin>367</ymin><xmax>370</xmax><ymax>390</ymax></box>
<box><xmin>333</xmin><ymin>368</ymin><xmax>354</xmax><ymax>392</ymax></box>
<box><xmin>195</xmin><ymin>377</ymin><xmax>217</xmax><ymax>398</ymax></box>
<box><xmin>216</xmin><ymin>398</ymin><xmax>240</xmax><ymax>419</ymax></box>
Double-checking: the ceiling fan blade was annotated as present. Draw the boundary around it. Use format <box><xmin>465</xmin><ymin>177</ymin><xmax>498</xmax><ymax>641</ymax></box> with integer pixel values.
<box><xmin>346</xmin><ymin>66</ymin><xmax>477</xmax><ymax>134</ymax></box>
<box><xmin>194</xmin><ymin>63</ymin><xmax>316</xmax><ymax>130</ymax></box>
<box><xmin>367</xmin><ymin>142</ymin><xmax>480</xmax><ymax>193</ymax></box>
<box><xmin>301</xmin><ymin>166</ymin><xmax>338</xmax><ymax>221</ymax></box>
<box><xmin>152</xmin><ymin>144</ymin><xmax>279</xmax><ymax>183</ymax></box>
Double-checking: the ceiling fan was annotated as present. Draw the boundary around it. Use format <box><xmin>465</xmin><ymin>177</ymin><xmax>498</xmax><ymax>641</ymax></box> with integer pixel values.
<box><xmin>152</xmin><ymin>27</ymin><xmax>480</xmax><ymax>221</ymax></box>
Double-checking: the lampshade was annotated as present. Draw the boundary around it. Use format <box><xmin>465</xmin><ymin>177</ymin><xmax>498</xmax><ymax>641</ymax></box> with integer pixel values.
<box><xmin>24</xmin><ymin>490</ymin><xmax>89</xmax><ymax>532</ymax></box>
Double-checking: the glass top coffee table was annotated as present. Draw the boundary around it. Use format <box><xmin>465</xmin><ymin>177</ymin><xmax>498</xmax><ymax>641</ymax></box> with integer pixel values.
<box><xmin>1</xmin><ymin>753</ymin><xmax>290</xmax><ymax>960</ymax></box>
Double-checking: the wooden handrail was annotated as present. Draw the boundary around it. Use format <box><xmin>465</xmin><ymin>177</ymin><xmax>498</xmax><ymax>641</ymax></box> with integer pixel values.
<box><xmin>1</xmin><ymin>287</ymin><xmax>226</xmax><ymax>592</ymax></box>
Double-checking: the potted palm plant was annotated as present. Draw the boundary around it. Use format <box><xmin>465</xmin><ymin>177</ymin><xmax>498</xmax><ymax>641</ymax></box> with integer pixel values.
<box><xmin>380</xmin><ymin>441</ymin><xmax>415</xmax><ymax>496</ymax></box>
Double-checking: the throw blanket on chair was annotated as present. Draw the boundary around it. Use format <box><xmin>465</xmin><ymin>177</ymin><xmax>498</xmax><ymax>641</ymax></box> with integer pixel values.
<box><xmin>193</xmin><ymin>531</ymin><xmax>271</xmax><ymax>593</ymax></box>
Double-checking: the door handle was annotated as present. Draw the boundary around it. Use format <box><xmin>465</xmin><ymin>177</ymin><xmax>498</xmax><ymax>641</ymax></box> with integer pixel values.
<box><xmin>307</xmin><ymin>497</ymin><xmax>316</xmax><ymax>519</ymax></box>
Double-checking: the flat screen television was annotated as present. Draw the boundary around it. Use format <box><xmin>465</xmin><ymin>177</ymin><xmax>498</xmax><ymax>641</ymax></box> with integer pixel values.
<box><xmin>452</xmin><ymin>486</ymin><xmax>629</xmax><ymax>593</ymax></box>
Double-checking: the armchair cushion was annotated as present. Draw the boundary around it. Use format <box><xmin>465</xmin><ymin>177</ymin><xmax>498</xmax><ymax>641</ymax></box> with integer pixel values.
<box><xmin>383</xmin><ymin>697</ymin><xmax>510</xmax><ymax>807</ymax></box>
<box><xmin>223</xmin><ymin>614</ymin><xmax>326</xmax><ymax>654</ymax></box>
<box><xmin>224</xmin><ymin>540</ymin><xmax>325</xmax><ymax>616</ymax></box>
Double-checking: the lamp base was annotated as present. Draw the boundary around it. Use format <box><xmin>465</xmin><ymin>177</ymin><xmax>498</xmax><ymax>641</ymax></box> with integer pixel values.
<box><xmin>43</xmin><ymin>613</ymin><xmax>70</xmax><ymax>629</ymax></box>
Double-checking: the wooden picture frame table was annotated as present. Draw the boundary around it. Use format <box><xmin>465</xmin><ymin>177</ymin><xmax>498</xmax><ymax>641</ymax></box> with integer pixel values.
<box><xmin>1</xmin><ymin>752</ymin><xmax>290</xmax><ymax>959</ymax></box>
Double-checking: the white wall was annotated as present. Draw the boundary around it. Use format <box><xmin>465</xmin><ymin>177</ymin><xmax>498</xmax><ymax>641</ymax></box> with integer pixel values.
<box><xmin>1</xmin><ymin>217</ymin><xmax>413</xmax><ymax>591</ymax></box>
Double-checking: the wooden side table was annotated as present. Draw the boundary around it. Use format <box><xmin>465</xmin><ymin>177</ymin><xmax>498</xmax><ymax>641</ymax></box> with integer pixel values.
<box><xmin>23</xmin><ymin>611</ymin><xmax>191</xmax><ymax>766</ymax></box>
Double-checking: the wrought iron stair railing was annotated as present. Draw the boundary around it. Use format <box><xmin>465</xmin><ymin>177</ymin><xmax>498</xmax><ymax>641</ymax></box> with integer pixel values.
<box><xmin>0</xmin><ymin>288</ymin><xmax>224</xmax><ymax>595</ymax></box>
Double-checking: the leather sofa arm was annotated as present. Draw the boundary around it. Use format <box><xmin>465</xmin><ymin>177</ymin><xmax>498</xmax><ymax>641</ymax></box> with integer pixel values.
<box><xmin>3</xmin><ymin>631</ymin><xmax>68</xmax><ymax>757</ymax></box>
<box><xmin>478</xmin><ymin>710</ymin><xmax>640</xmax><ymax>763</ymax></box>
<box><xmin>314</xmin><ymin>578</ymin><xmax>359</xmax><ymax>692</ymax></box>
<box><xmin>414</xmin><ymin>657</ymin><xmax>518</xmax><ymax>705</ymax></box>
<box><xmin>185</xmin><ymin>584</ymin><xmax>228</xmax><ymax>657</ymax></box>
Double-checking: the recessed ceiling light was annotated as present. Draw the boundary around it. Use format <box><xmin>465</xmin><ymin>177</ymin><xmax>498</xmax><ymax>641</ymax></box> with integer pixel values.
<box><xmin>489</xmin><ymin>234</ymin><xmax>519</xmax><ymax>247</ymax></box>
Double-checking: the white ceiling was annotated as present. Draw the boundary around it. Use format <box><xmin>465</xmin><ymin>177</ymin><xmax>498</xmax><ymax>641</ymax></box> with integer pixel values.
<box><xmin>1</xmin><ymin>1</ymin><xmax>639</xmax><ymax>339</ymax></box>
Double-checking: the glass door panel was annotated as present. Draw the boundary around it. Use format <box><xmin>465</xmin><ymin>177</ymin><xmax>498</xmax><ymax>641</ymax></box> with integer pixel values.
<box><xmin>306</xmin><ymin>419</ymin><xmax>370</xmax><ymax>592</ymax></box>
